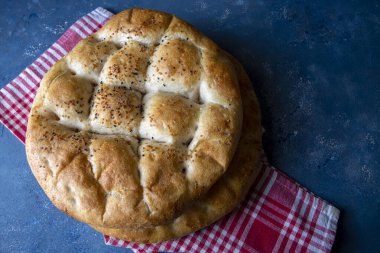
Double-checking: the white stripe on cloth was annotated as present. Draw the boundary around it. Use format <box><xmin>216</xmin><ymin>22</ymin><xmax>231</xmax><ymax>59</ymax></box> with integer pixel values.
<box><xmin>201</xmin><ymin>222</ymin><xmax>222</xmax><ymax>253</ymax></box>
<box><xmin>257</xmin><ymin>192</ymin><xmax>336</xmax><ymax>242</ymax></box>
<box><xmin>0</xmin><ymin>114</ymin><xmax>26</xmax><ymax>136</ymax></box>
<box><xmin>284</xmin><ymin>190</ymin><xmax>311</xmax><ymax>252</ymax></box>
<box><xmin>73</xmin><ymin>22</ymin><xmax>91</xmax><ymax>37</ymax></box>
<box><xmin>94</xmin><ymin>7</ymin><xmax>113</xmax><ymax>20</ymax></box>
<box><xmin>240</xmin><ymin>169</ymin><xmax>278</xmax><ymax>241</ymax></box>
<box><xmin>30</xmin><ymin>63</ymin><xmax>46</xmax><ymax>76</ymax></box>
<box><xmin>82</xmin><ymin>16</ymin><xmax>99</xmax><ymax>29</ymax></box>
<box><xmin>36</xmin><ymin>57</ymin><xmax>51</xmax><ymax>70</ymax></box>
<box><xmin>12</xmin><ymin>78</ymin><xmax>35</xmax><ymax>101</ymax></box>
<box><xmin>70</xmin><ymin>25</ymin><xmax>87</xmax><ymax>38</ymax></box>
<box><xmin>169</xmin><ymin>240</ymin><xmax>180</xmax><ymax>253</ymax></box>
<box><xmin>221</xmin><ymin>224</ymin><xmax>247</xmax><ymax>252</ymax></box>
<box><xmin>47</xmin><ymin>47</ymin><xmax>63</xmax><ymax>60</ymax></box>
<box><xmin>181</xmin><ymin>235</ymin><xmax>194</xmax><ymax>252</ymax></box>
<box><xmin>40</xmin><ymin>53</ymin><xmax>56</xmax><ymax>65</ymax></box>
<box><xmin>185</xmin><ymin>239</ymin><xmax>197</xmax><ymax>253</ymax></box>
<box><xmin>18</xmin><ymin>72</ymin><xmax>39</xmax><ymax>92</ymax></box>
<box><xmin>137</xmin><ymin>242</ymin><xmax>147</xmax><ymax>252</ymax></box>
<box><xmin>76</xmin><ymin>19</ymin><xmax>94</xmax><ymax>34</ymax></box>
<box><xmin>191</xmin><ymin>227</ymin><xmax>207</xmax><ymax>252</ymax></box>
<box><xmin>10</xmin><ymin>77</ymin><xmax>36</xmax><ymax>102</ymax></box>
<box><xmin>307</xmin><ymin>204</ymin><xmax>338</xmax><ymax>252</ymax></box>
<box><xmin>272</xmin><ymin>187</ymin><xmax>304</xmax><ymax>253</ymax></box>
<box><xmin>0</xmin><ymin>92</ymin><xmax>29</xmax><ymax>121</ymax></box>
<box><xmin>3</xmin><ymin>84</ymin><xmax>32</xmax><ymax>112</ymax></box>
<box><xmin>88</xmin><ymin>12</ymin><xmax>104</xmax><ymax>25</ymax></box>
<box><xmin>83</xmin><ymin>16</ymin><xmax>100</xmax><ymax>30</ymax></box>
<box><xmin>116</xmin><ymin>239</ymin><xmax>124</xmax><ymax>247</ymax></box>
<box><xmin>24</xmin><ymin>68</ymin><xmax>42</xmax><ymax>84</ymax></box>
<box><xmin>52</xmin><ymin>43</ymin><xmax>68</xmax><ymax>55</ymax></box>
<box><xmin>222</xmin><ymin>167</ymin><xmax>271</xmax><ymax>251</ymax></box>
<box><xmin>244</xmin><ymin>198</ymin><xmax>334</xmax><ymax>253</ymax></box>
<box><xmin>295</xmin><ymin>197</ymin><xmax>319</xmax><ymax>251</ymax></box>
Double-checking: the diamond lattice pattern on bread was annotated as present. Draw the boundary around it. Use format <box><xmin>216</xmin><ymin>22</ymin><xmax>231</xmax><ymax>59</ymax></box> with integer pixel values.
<box><xmin>26</xmin><ymin>8</ymin><xmax>246</xmax><ymax>230</ymax></box>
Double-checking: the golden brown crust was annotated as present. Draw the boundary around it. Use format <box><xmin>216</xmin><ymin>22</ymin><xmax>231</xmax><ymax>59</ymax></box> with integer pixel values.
<box><xmin>90</xmin><ymin>86</ymin><xmax>142</xmax><ymax>136</ymax></box>
<box><xmin>139</xmin><ymin>92</ymin><xmax>200</xmax><ymax>144</ymax></box>
<box><xmin>25</xmin><ymin>8</ymin><xmax>261</xmax><ymax>241</ymax></box>
<box><xmin>91</xmin><ymin>55</ymin><xmax>262</xmax><ymax>243</ymax></box>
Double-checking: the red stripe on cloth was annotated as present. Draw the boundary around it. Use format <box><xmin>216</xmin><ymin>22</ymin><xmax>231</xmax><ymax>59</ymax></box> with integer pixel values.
<box><xmin>38</xmin><ymin>54</ymin><xmax>54</xmax><ymax>68</ymax></box>
<box><xmin>81</xmin><ymin>16</ymin><xmax>99</xmax><ymax>30</ymax></box>
<box><xmin>78</xmin><ymin>18</ymin><xmax>98</xmax><ymax>33</ymax></box>
<box><xmin>275</xmin><ymin>170</ymin><xmax>338</xmax><ymax>238</ymax></box>
<box><xmin>292</xmin><ymin>196</ymin><xmax>319</xmax><ymax>252</ymax></box>
<box><xmin>34</xmin><ymin>59</ymin><xmax>49</xmax><ymax>73</ymax></box>
<box><xmin>49</xmin><ymin>45</ymin><xmax>66</xmax><ymax>58</ymax></box>
<box><xmin>2</xmin><ymin>86</ymin><xmax>32</xmax><ymax>116</ymax></box>
<box><xmin>304</xmin><ymin>200</ymin><xmax>331</xmax><ymax>252</ymax></box>
<box><xmin>51</xmin><ymin>43</ymin><xmax>67</xmax><ymax>56</ymax></box>
<box><xmin>214</xmin><ymin>165</ymin><xmax>268</xmax><ymax>252</ymax></box>
<box><xmin>56</xmin><ymin>35</ymin><xmax>77</xmax><ymax>53</ymax></box>
<box><xmin>171</xmin><ymin>241</ymin><xmax>181</xmax><ymax>252</ymax></box>
<box><xmin>27</xmin><ymin>65</ymin><xmax>44</xmax><ymax>80</ymax></box>
<box><xmin>283</xmin><ymin>190</ymin><xmax>309</xmax><ymax>252</ymax></box>
<box><xmin>44</xmin><ymin>50</ymin><xmax>60</xmax><ymax>63</ymax></box>
<box><xmin>272</xmin><ymin>188</ymin><xmax>304</xmax><ymax>252</ymax></box>
<box><xmin>0</xmin><ymin>104</ymin><xmax>27</xmax><ymax>134</ymax></box>
<box><xmin>9</xmin><ymin>79</ymin><xmax>35</xmax><ymax>104</ymax></box>
<box><xmin>196</xmin><ymin>231</ymin><xmax>209</xmax><ymax>252</ymax></box>
<box><xmin>0</xmin><ymin>114</ymin><xmax>25</xmax><ymax>143</ymax></box>
<box><xmin>30</xmin><ymin>63</ymin><xmax>46</xmax><ymax>77</ymax></box>
<box><xmin>40</xmin><ymin>53</ymin><xmax>56</xmax><ymax>66</ymax></box>
<box><xmin>0</xmin><ymin>98</ymin><xmax>29</xmax><ymax>127</ymax></box>
<box><xmin>94</xmin><ymin>8</ymin><xmax>110</xmax><ymax>19</ymax></box>
<box><xmin>264</xmin><ymin>193</ymin><xmax>337</xmax><ymax>238</ymax></box>
<box><xmin>76</xmin><ymin>19</ymin><xmax>94</xmax><ymax>34</ymax></box>
<box><xmin>244</xmin><ymin>169</ymin><xmax>280</xmax><ymax>253</ymax></box>
<box><xmin>18</xmin><ymin>73</ymin><xmax>39</xmax><ymax>93</ymax></box>
<box><xmin>0</xmin><ymin>97</ymin><xmax>26</xmax><ymax>143</ymax></box>
<box><xmin>85</xmin><ymin>15</ymin><xmax>103</xmax><ymax>29</ymax></box>
<box><xmin>72</xmin><ymin>22</ymin><xmax>91</xmax><ymax>37</ymax></box>
<box><xmin>58</xmin><ymin>29</ymin><xmax>85</xmax><ymax>51</ymax></box>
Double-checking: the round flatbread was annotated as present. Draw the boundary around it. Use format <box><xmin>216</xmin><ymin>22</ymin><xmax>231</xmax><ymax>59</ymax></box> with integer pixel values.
<box><xmin>25</xmin><ymin>8</ymin><xmax>262</xmax><ymax>242</ymax></box>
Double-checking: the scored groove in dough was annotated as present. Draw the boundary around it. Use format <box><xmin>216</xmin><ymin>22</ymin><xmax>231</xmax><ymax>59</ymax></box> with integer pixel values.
<box><xmin>25</xmin><ymin>9</ymin><xmax>261</xmax><ymax>242</ymax></box>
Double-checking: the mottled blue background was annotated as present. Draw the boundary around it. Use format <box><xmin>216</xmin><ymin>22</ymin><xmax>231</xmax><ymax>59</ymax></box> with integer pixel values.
<box><xmin>1</xmin><ymin>0</ymin><xmax>379</xmax><ymax>252</ymax></box>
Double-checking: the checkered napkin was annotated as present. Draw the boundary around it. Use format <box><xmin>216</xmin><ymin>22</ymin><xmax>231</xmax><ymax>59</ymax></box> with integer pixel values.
<box><xmin>0</xmin><ymin>7</ymin><xmax>340</xmax><ymax>253</ymax></box>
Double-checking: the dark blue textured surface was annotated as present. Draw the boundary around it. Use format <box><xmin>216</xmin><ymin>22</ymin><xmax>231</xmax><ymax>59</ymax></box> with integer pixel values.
<box><xmin>0</xmin><ymin>1</ymin><xmax>379</xmax><ymax>252</ymax></box>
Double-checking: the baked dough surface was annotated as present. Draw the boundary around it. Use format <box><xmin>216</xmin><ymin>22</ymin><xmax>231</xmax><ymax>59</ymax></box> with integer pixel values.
<box><xmin>25</xmin><ymin>8</ymin><xmax>262</xmax><ymax>242</ymax></box>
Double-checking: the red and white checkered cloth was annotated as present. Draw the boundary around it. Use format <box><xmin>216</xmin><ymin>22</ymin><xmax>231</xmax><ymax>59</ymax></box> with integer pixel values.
<box><xmin>0</xmin><ymin>7</ymin><xmax>340</xmax><ymax>253</ymax></box>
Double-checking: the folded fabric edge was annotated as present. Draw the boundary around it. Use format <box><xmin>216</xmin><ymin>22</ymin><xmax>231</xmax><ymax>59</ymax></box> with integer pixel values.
<box><xmin>274</xmin><ymin>166</ymin><xmax>340</xmax><ymax>214</ymax></box>
<box><xmin>95</xmin><ymin>7</ymin><xmax>114</xmax><ymax>18</ymax></box>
